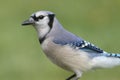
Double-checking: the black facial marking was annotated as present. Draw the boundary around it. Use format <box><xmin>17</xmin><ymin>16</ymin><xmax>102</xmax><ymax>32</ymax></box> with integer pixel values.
<box><xmin>31</xmin><ymin>14</ymin><xmax>39</xmax><ymax>21</ymax></box>
<box><xmin>38</xmin><ymin>15</ymin><xmax>44</xmax><ymax>19</ymax></box>
<box><xmin>33</xmin><ymin>13</ymin><xmax>55</xmax><ymax>44</ymax></box>
<box><xmin>31</xmin><ymin>14</ymin><xmax>45</xmax><ymax>21</ymax></box>
<box><xmin>48</xmin><ymin>14</ymin><xmax>55</xmax><ymax>28</ymax></box>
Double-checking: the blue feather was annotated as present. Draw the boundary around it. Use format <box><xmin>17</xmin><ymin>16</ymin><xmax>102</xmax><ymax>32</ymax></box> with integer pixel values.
<box><xmin>53</xmin><ymin>39</ymin><xmax>104</xmax><ymax>53</ymax></box>
<box><xmin>103</xmin><ymin>52</ymin><xmax>120</xmax><ymax>58</ymax></box>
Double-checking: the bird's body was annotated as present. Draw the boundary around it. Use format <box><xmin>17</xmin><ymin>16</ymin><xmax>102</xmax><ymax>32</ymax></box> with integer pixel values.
<box><xmin>42</xmin><ymin>36</ymin><xmax>91</xmax><ymax>72</ymax></box>
<box><xmin>41</xmin><ymin>18</ymin><xmax>92</xmax><ymax>72</ymax></box>
<box><xmin>22</xmin><ymin>11</ymin><xmax>120</xmax><ymax>80</ymax></box>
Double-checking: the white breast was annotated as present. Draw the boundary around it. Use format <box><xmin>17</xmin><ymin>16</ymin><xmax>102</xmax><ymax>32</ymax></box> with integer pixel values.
<box><xmin>41</xmin><ymin>38</ymin><xmax>93</xmax><ymax>72</ymax></box>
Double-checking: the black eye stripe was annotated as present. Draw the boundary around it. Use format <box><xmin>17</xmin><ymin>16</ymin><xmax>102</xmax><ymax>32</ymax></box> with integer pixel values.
<box><xmin>38</xmin><ymin>15</ymin><xmax>44</xmax><ymax>19</ymax></box>
<box><xmin>31</xmin><ymin>14</ymin><xmax>45</xmax><ymax>21</ymax></box>
<box><xmin>31</xmin><ymin>14</ymin><xmax>39</xmax><ymax>21</ymax></box>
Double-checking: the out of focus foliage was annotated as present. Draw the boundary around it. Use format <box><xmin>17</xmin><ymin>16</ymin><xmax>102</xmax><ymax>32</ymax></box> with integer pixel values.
<box><xmin>0</xmin><ymin>0</ymin><xmax>120</xmax><ymax>80</ymax></box>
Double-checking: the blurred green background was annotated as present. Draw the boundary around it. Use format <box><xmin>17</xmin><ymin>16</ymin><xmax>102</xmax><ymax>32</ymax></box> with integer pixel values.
<box><xmin>0</xmin><ymin>0</ymin><xmax>120</xmax><ymax>80</ymax></box>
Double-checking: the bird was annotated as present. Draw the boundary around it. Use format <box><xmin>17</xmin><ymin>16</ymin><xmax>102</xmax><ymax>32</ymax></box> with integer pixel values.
<box><xmin>22</xmin><ymin>10</ymin><xmax>120</xmax><ymax>80</ymax></box>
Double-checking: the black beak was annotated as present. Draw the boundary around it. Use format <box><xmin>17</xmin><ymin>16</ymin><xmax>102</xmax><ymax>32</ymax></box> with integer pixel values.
<box><xmin>22</xmin><ymin>18</ymin><xmax>35</xmax><ymax>26</ymax></box>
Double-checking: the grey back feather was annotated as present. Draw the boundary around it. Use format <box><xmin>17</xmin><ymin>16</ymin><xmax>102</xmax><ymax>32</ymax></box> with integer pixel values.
<box><xmin>47</xmin><ymin>18</ymin><xmax>83</xmax><ymax>43</ymax></box>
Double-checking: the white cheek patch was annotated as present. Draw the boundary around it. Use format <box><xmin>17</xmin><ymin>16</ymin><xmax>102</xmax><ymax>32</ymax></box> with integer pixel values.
<box><xmin>35</xmin><ymin>24</ymin><xmax>50</xmax><ymax>39</ymax></box>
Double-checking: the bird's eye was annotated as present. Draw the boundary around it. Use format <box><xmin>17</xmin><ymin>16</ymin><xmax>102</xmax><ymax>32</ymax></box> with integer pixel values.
<box><xmin>38</xmin><ymin>15</ymin><xmax>44</xmax><ymax>19</ymax></box>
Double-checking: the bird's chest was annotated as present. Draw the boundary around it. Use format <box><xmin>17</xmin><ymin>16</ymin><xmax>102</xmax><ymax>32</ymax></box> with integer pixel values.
<box><xmin>41</xmin><ymin>38</ymin><xmax>74</xmax><ymax>70</ymax></box>
<box><xmin>41</xmin><ymin>38</ymin><xmax>91</xmax><ymax>71</ymax></box>
<box><xmin>41</xmin><ymin>38</ymin><xmax>66</xmax><ymax>65</ymax></box>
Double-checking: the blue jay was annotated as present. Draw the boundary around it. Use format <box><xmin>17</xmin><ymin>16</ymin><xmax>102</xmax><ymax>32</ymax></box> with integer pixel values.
<box><xmin>22</xmin><ymin>11</ymin><xmax>120</xmax><ymax>80</ymax></box>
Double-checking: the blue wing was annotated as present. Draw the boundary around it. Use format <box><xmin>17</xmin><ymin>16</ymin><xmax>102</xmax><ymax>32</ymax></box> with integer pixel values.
<box><xmin>52</xmin><ymin>28</ymin><xmax>104</xmax><ymax>54</ymax></box>
<box><xmin>53</xmin><ymin>39</ymin><xmax>104</xmax><ymax>53</ymax></box>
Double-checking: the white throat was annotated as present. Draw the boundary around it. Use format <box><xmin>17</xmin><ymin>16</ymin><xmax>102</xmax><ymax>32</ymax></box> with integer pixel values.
<box><xmin>34</xmin><ymin>24</ymin><xmax>50</xmax><ymax>39</ymax></box>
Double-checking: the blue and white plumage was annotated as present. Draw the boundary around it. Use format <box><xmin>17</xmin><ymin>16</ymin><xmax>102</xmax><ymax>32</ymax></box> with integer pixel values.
<box><xmin>22</xmin><ymin>10</ymin><xmax>120</xmax><ymax>80</ymax></box>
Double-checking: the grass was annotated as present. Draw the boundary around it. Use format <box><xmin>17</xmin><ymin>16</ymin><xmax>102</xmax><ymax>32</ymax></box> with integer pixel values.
<box><xmin>0</xmin><ymin>0</ymin><xmax>120</xmax><ymax>80</ymax></box>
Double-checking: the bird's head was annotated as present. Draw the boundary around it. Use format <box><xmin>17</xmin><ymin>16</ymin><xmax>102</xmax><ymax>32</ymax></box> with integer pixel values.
<box><xmin>22</xmin><ymin>11</ymin><xmax>55</xmax><ymax>29</ymax></box>
<box><xmin>22</xmin><ymin>11</ymin><xmax>56</xmax><ymax>40</ymax></box>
